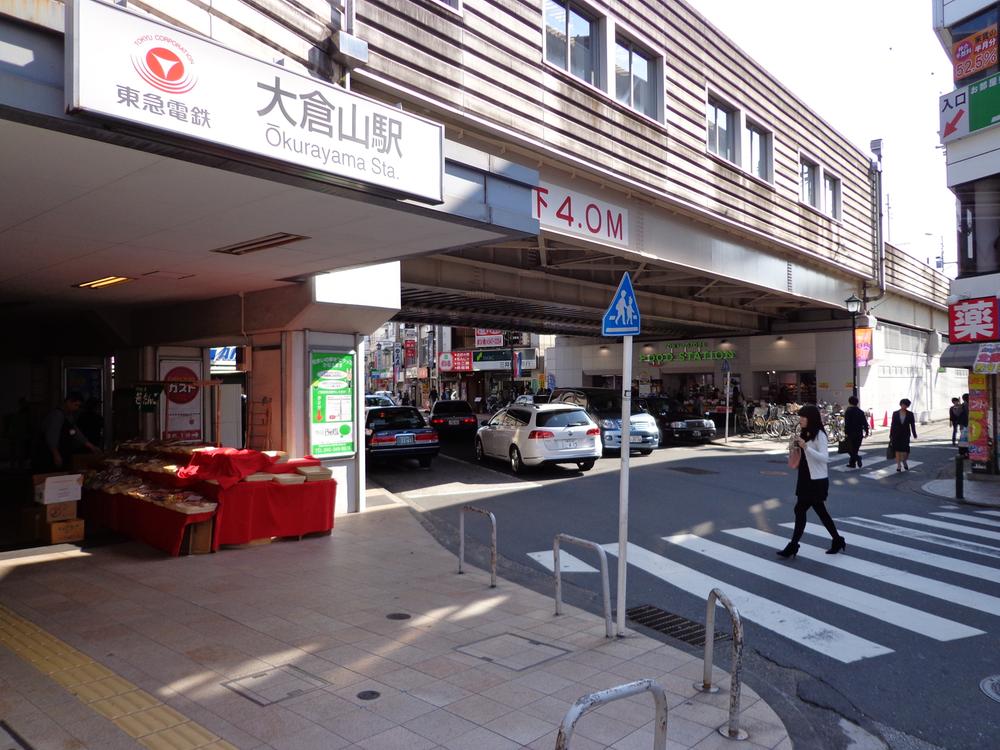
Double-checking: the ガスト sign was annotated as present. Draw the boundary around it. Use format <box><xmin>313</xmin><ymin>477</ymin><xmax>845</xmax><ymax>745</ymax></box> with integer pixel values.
<box><xmin>67</xmin><ymin>0</ymin><xmax>443</xmax><ymax>203</ymax></box>
<box><xmin>950</xmin><ymin>296</ymin><xmax>999</xmax><ymax>343</ymax></box>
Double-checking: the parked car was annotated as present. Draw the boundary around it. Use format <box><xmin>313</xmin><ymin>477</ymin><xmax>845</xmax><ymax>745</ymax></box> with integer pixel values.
<box><xmin>637</xmin><ymin>396</ymin><xmax>717</xmax><ymax>444</ymax></box>
<box><xmin>514</xmin><ymin>393</ymin><xmax>551</xmax><ymax>405</ymax></box>
<box><xmin>549</xmin><ymin>387</ymin><xmax>659</xmax><ymax>454</ymax></box>
<box><xmin>365</xmin><ymin>394</ymin><xmax>396</xmax><ymax>408</ymax></box>
<box><xmin>475</xmin><ymin>404</ymin><xmax>601</xmax><ymax>473</ymax></box>
<box><xmin>428</xmin><ymin>400</ymin><xmax>478</xmax><ymax>437</ymax></box>
<box><xmin>372</xmin><ymin>390</ymin><xmax>396</xmax><ymax>403</ymax></box>
<box><xmin>364</xmin><ymin>406</ymin><xmax>438</xmax><ymax>468</ymax></box>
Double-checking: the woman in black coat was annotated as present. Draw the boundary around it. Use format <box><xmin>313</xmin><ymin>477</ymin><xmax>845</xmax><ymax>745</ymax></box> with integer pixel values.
<box><xmin>889</xmin><ymin>398</ymin><xmax>918</xmax><ymax>472</ymax></box>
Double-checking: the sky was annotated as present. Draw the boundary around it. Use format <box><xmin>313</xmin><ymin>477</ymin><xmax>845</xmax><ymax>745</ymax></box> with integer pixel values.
<box><xmin>688</xmin><ymin>0</ymin><xmax>957</xmax><ymax>272</ymax></box>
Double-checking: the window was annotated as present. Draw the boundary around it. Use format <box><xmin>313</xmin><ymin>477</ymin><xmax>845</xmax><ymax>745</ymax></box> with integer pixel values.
<box><xmin>955</xmin><ymin>175</ymin><xmax>1000</xmax><ymax>278</ymax></box>
<box><xmin>545</xmin><ymin>0</ymin><xmax>598</xmax><ymax>86</ymax></box>
<box><xmin>615</xmin><ymin>38</ymin><xmax>655</xmax><ymax>117</ymax></box>
<box><xmin>745</xmin><ymin>121</ymin><xmax>771</xmax><ymax>182</ymax></box>
<box><xmin>881</xmin><ymin>324</ymin><xmax>928</xmax><ymax>354</ymax></box>
<box><xmin>707</xmin><ymin>98</ymin><xmax>736</xmax><ymax>162</ymax></box>
<box><xmin>823</xmin><ymin>173</ymin><xmax>841</xmax><ymax>219</ymax></box>
<box><xmin>800</xmin><ymin>157</ymin><xmax>819</xmax><ymax>207</ymax></box>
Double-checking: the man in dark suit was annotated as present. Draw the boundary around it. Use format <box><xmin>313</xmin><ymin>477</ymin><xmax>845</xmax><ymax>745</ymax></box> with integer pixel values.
<box><xmin>958</xmin><ymin>393</ymin><xmax>970</xmax><ymax>457</ymax></box>
<box><xmin>844</xmin><ymin>396</ymin><xmax>869</xmax><ymax>469</ymax></box>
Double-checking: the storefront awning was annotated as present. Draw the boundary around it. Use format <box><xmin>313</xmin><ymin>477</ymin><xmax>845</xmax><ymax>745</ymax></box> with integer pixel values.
<box><xmin>940</xmin><ymin>343</ymin><xmax>980</xmax><ymax>369</ymax></box>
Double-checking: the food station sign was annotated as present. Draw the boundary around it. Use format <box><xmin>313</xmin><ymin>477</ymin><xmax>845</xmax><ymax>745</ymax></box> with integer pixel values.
<box><xmin>66</xmin><ymin>0</ymin><xmax>444</xmax><ymax>202</ymax></box>
<box><xmin>308</xmin><ymin>351</ymin><xmax>355</xmax><ymax>457</ymax></box>
<box><xmin>639</xmin><ymin>341</ymin><xmax>735</xmax><ymax>365</ymax></box>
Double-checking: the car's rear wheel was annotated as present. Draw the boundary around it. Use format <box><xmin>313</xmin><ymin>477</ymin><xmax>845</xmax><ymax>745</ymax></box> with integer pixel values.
<box><xmin>418</xmin><ymin>456</ymin><xmax>433</xmax><ymax>468</ymax></box>
<box><xmin>576</xmin><ymin>459</ymin><xmax>595</xmax><ymax>471</ymax></box>
<box><xmin>475</xmin><ymin>438</ymin><xmax>485</xmax><ymax>462</ymax></box>
<box><xmin>638</xmin><ymin>449</ymin><xmax>653</xmax><ymax>456</ymax></box>
<box><xmin>509</xmin><ymin>446</ymin><xmax>524</xmax><ymax>474</ymax></box>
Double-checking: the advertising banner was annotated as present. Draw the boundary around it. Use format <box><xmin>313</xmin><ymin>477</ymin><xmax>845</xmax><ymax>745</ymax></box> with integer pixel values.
<box><xmin>950</xmin><ymin>296</ymin><xmax>999</xmax><ymax>342</ymax></box>
<box><xmin>67</xmin><ymin>0</ymin><xmax>443</xmax><ymax>202</ymax></box>
<box><xmin>438</xmin><ymin>351</ymin><xmax>473</xmax><ymax>372</ymax></box>
<box><xmin>308</xmin><ymin>351</ymin><xmax>355</xmax><ymax>457</ymax></box>
<box><xmin>475</xmin><ymin>329</ymin><xmax>504</xmax><ymax>348</ymax></box>
<box><xmin>973</xmin><ymin>342</ymin><xmax>1000</xmax><ymax>374</ymax></box>
<box><xmin>854</xmin><ymin>327</ymin><xmax>873</xmax><ymax>367</ymax></box>
<box><xmin>953</xmin><ymin>24</ymin><xmax>998</xmax><ymax>81</ymax></box>
<box><xmin>968</xmin><ymin>373</ymin><xmax>991</xmax><ymax>467</ymax></box>
<box><xmin>159</xmin><ymin>359</ymin><xmax>203</xmax><ymax>441</ymax></box>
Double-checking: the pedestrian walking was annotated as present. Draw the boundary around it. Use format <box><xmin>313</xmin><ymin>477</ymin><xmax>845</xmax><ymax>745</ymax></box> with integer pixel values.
<box><xmin>889</xmin><ymin>398</ymin><xmax>918</xmax><ymax>472</ymax></box>
<box><xmin>949</xmin><ymin>397</ymin><xmax>962</xmax><ymax>445</ymax></box>
<box><xmin>777</xmin><ymin>404</ymin><xmax>845</xmax><ymax>558</ymax></box>
<box><xmin>843</xmin><ymin>395</ymin><xmax>869</xmax><ymax>469</ymax></box>
<box><xmin>958</xmin><ymin>393</ymin><xmax>970</xmax><ymax>457</ymax></box>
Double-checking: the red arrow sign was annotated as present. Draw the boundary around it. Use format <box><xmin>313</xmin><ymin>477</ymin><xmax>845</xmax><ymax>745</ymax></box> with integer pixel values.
<box><xmin>944</xmin><ymin>108</ymin><xmax>966</xmax><ymax>138</ymax></box>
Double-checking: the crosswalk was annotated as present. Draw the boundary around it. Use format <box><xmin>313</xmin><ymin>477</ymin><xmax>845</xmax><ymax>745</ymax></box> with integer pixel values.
<box><xmin>527</xmin><ymin>508</ymin><xmax>1000</xmax><ymax>664</ymax></box>
<box><xmin>827</xmin><ymin>451</ymin><xmax>923</xmax><ymax>479</ymax></box>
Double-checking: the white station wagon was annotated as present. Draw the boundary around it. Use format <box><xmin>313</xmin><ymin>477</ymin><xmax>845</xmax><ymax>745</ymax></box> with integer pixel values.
<box><xmin>475</xmin><ymin>403</ymin><xmax>602</xmax><ymax>474</ymax></box>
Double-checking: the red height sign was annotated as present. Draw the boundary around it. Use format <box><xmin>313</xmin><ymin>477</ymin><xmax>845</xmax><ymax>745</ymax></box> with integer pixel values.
<box><xmin>949</xmin><ymin>296</ymin><xmax>1000</xmax><ymax>342</ymax></box>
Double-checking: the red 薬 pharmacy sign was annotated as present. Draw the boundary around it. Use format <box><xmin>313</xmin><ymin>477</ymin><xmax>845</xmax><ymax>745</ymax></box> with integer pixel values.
<box><xmin>950</xmin><ymin>296</ymin><xmax>999</xmax><ymax>342</ymax></box>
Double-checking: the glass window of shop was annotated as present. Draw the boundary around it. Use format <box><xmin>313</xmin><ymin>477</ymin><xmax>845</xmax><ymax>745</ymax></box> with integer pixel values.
<box><xmin>615</xmin><ymin>37</ymin><xmax>656</xmax><ymax>118</ymax></box>
<box><xmin>950</xmin><ymin>6</ymin><xmax>1000</xmax><ymax>85</ymax></box>
<box><xmin>545</xmin><ymin>0</ymin><xmax>598</xmax><ymax>86</ymax></box>
<box><xmin>758</xmin><ymin>371</ymin><xmax>816</xmax><ymax>405</ymax></box>
<box><xmin>956</xmin><ymin>176</ymin><xmax>1000</xmax><ymax>278</ymax></box>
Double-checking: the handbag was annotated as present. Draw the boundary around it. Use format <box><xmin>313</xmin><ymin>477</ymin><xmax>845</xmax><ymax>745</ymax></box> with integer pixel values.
<box><xmin>837</xmin><ymin>439</ymin><xmax>850</xmax><ymax>454</ymax></box>
<box><xmin>885</xmin><ymin>444</ymin><xmax>895</xmax><ymax>460</ymax></box>
<box><xmin>788</xmin><ymin>447</ymin><xmax>801</xmax><ymax>469</ymax></box>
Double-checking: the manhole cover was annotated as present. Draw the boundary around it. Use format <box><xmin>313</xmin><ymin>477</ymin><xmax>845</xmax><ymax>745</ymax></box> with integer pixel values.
<box><xmin>357</xmin><ymin>690</ymin><xmax>381</xmax><ymax>701</ymax></box>
<box><xmin>0</xmin><ymin>720</ymin><xmax>35</xmax><ymax>749</ymax></box>
<box><xmin>627</xmin><ymin>605</ymin><xmax>730</xmax><ymax>647</ymax></box>
<box><xmin>455</xmin><ymin>633</ymin><xmax>570</xmax><ymax>671</ymax></box>
<box><xmin>222</xmin><ymin>665</ymin><xmax>329</xmax><ymax>706</ymax></box>
<box><xmin>386</xmin><ymin>612</ymin><xmax>411</xmax><ymax>620</ymax></box>
<box><xmin>668</xmin><ymin>466</ymin><xmax>718</xmax><ymax>475</ymax></box>
<box><xmin>981</xmin><ymin>675</ymin><xmax>1000</xmax><ymax>703</ymax></box>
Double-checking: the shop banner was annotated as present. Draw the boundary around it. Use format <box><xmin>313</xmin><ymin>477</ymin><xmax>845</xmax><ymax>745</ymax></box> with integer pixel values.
<box><xmin>308</xmin><ymin>351</ymin><xmax>355</xmax><ymax>457</ymax></box>
<box><xmin>950</xmin><ymin>296</ymin><xmax>999</xmax><ymax>342</ymax></box>
<box><xmin>67</xmin><ymin>0</ymin><xmax>443</xmax><ymax>203</ymax></box>
<box><xmin>403</xmin><ymin>339</ymin><xmax>417</xmax><ymax>366</ymax></box>
<box><xmin>475</xmin><ymin>329</ymin><xmax>504</xmax><ymax>348</ymax></box>
<box><xmin>438</xmin><ymin>351</ymin><xmax>473</xmax><ymax>372</ymax></box>
<box><xmin>134</xmin><ymin>383</ymin><xmax>163</xmax><ymax>413</ymax></box>
<box><xmin>953</xmin><ymin>24</ymin><xmax>998</xmax><ymax>82</ymax></box>
<box><xmin>968</xmin><ymin>373</ymin><xmax>991</xmax><ymax>466</ymax></box>
<box><xmin>974</xmin><ymin>342</ymin><xmax>1000</xmax><ymax>374</ymax></box>
<box><xmin>159</xmin><ymin>359</ymin><xmax>203</xmax><ymax>441</ymax></box>
<box><xmin>854</xmin><ymin>327</ymin><xmax>873</xmax><ymax>367</ymax></box>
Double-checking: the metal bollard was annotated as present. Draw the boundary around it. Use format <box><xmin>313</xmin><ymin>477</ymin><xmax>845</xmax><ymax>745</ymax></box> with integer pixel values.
<box><xmin>556</xmin><ymin>679</ymin><xmax>668</xmax><ymax>750</ymax></box>
<box><xmin>694</xmin><ymin>588</ymin><xmax>748</xmax><ymax>741</ymax></box>
<box><xmin>458</xmin><ymin>506</ymin><xmax>497</xmax><ymax>588</ymax></box>
<box><xmin>553</xmin><ymin>533</ymin><xmax>613</xmax><ymax>638</ymax></box>
<box><xmin>956</xmin><ymin>454</ymin><xmax>965</xmax><ymax>500</ymax></box>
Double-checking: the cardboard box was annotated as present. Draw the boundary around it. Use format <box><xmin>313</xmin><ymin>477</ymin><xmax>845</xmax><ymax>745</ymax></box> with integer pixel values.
<box><xmin>33</xmin><ymin>473</ymin><xmax>83</xmax><ymax>504</ymax></box>
<box><xmin>46</xmin><ymin>518</ymin><xmax>84</xmax><ymax>544</ymax></box>
<box><xmin>19</xmin><ymin>506</ymin><xmax>45</xmax><ymax>542</ymax></box>
<box><xmin>42</xmin><ymin>501</ymin><xmax>77</xmax><ymax>522</ymax></box>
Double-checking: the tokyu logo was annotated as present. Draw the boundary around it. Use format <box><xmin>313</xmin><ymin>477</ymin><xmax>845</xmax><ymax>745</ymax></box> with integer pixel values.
<box><xmin>131</xmin><ymin>34</ymin><xmax>197</xmax><ymax>94</ymax></box>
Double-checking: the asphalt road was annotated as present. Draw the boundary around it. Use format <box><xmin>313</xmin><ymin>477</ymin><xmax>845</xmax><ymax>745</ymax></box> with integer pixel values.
<box><xmin>368</xmin><ymin>425</ymin><xmax>1000</xmax><ymax>750</ymax></box>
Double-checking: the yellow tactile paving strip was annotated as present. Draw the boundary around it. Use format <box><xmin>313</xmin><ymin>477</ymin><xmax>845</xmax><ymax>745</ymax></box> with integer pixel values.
<box><xmin>0</xmin><ymin>603</ymin><xmax>237</xmax><ymax>750</ymax></box>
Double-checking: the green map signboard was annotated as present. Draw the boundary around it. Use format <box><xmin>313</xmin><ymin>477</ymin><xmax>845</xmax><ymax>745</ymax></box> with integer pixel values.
<box><xmin>309</xmin><ymin>351</ymin><xmax>355</xmax><ymax>456</ymax></box>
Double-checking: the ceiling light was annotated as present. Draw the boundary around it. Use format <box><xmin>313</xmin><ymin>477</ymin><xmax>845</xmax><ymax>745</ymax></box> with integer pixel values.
<box><xmin>210</xmin><ymin>232</ymin><xmax>310</xmax><ymax>256</ymax></box>
<box><xmin>74</xmin><ymin>276</ymin><xmax>133</xmax><ymax>289</ymax></box>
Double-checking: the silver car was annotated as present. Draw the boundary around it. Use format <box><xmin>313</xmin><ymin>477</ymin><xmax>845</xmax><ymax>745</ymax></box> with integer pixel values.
<box><xmin>475</xmin><ymin>404</ymin><xmax>602</xmax><ymax>474</ymax></box>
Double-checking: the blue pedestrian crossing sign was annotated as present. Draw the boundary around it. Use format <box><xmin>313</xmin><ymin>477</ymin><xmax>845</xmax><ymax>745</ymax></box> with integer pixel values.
<box><xmin>602</xmin><ymin>273</ymin><xmax>641</xmax><ymax>336</ymax></box>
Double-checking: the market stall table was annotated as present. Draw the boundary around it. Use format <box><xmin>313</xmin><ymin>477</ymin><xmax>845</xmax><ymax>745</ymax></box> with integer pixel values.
<box><xmin>80</xmin><ymin>490</ymin><xmax>214</xmax><ymax>557</ymax></box>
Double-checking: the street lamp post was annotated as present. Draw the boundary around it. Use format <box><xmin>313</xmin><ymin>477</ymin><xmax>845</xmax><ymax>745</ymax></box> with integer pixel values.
<box><xmin>845</xmin><ymin>294</ymin><xmax>863</xmax><ymax>400</ymax></box>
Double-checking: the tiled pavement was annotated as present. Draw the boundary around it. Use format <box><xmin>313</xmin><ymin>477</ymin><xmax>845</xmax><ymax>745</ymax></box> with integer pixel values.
<box><xmin>0</xmin><ymin>503</ymin><xmax>790</xmax><ymax>749</ymax></box>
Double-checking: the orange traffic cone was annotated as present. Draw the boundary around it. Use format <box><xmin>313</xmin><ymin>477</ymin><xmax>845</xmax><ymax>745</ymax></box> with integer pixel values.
<box><xmin>882</xmin><ymin>411</ymin><xmax>889</xmax><ymax>427</ymax></box>
<box><xmin>869</xmin><ymin>413</ymin><xmax>875</xmax><ymax>430</ymax></box>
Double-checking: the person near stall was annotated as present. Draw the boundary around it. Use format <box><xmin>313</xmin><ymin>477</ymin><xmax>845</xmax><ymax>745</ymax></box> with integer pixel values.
<box><xmin>34</xmin><ymin>392</ymin><xmax>99</xmax><ymax>471</ymax></box>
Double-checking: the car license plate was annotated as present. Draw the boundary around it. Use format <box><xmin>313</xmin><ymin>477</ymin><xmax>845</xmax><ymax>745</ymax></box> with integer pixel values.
<box><xmin>629</xmin><ymin>435</ymin><xmax>643</xmax><ymax>443</ymax></box>
<box><xmin>691</xmin><ymin>431</ymin><xmax>701</xmax><ymax>437</ymax></box>
<box><xmin>396</xmin><ymin>434</ymin><xmax>414</xmax><ymax>445</ymax></box>
<box><xmin>562</xmin><ymin>440</ymin><xmax>578</xmax><ymax>449</ymax></box>
<box><xmin>448</xmin><ymin>418</ymin><xmax>459</xmax><ymax>425</ymax></box>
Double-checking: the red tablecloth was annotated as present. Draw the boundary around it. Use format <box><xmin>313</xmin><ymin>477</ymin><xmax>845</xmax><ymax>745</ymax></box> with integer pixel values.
<box><xmin>80</xmin><ymin>490</ymin><xmax>214</xmax><ymax>557</ymax></box>
<box><xmin>199</xmin><ymin>479</ymin><xmax>335</xmax><ymax>547</ymax></box>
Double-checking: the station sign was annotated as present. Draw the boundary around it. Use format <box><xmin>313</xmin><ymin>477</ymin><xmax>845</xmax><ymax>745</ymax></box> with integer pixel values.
<box><xmin>66</xmin><ymin>0</ymin><xmax>444</xmax><ymax>203</ymax></box>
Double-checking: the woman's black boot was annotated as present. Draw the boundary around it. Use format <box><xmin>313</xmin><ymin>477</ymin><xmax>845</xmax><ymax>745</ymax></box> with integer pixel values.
<box><xmin>776</xmin><ymin>542</ymin><xmax>799</xmax><ymax>559</ymax></box>
<box><xmin>826</xmin><ymin>537</ymin><xmax>846</xmax><ymax>555</ymax></box>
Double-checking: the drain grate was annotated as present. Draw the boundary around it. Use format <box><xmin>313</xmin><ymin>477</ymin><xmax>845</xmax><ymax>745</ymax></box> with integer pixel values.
<box><xmin>668</xmin><ymin>466</ymin><xmax>718</xmax><ymax>475</ymax></box>
<box><xmin>626</xmin><ymin>605</ymin><xmax>730</xmax><ymax>647</ymax></box>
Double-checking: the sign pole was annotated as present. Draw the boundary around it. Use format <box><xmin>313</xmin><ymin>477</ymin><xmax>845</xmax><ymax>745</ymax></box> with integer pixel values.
<box><xmin>724</xmin><ymin>369</ymin><xmax>731</xmax><ymax>444</ymax></box>
<box><xmin>616</xmin><ymin>335</ymin><xmax>633</xmax><ymax>637</ymax></box>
